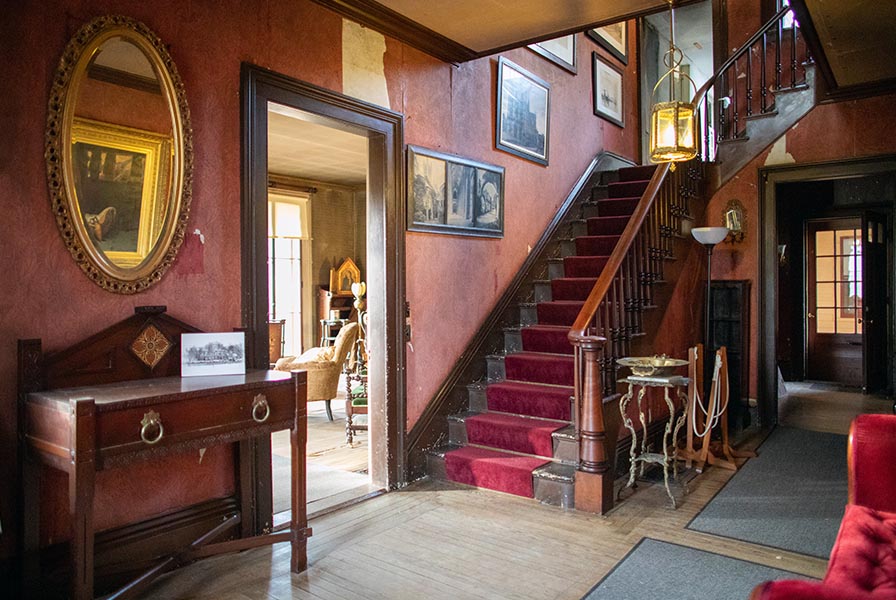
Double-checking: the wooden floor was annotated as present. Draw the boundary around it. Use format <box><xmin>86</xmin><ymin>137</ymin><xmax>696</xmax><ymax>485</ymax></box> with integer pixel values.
<box><xmin>139</xmin><ymin>386</ymin><xmax>891</xmax><ymax>600</ymax></box>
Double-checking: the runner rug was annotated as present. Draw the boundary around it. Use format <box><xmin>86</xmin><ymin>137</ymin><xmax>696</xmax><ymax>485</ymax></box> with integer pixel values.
<box><xmin>582</xmin><ymin>538</ymin><xmax>813</xmax><ymax>600</ymax></box>
<box><xmin>687</xmin><ymin>426</ymin><xmax>847</xmax><ymax>558</ymax></box>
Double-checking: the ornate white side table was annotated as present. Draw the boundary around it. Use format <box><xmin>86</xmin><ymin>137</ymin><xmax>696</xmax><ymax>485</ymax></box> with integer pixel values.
<box><xmin>618</xmin><ymin>374</ymin><xmax>690</xmax><ymax>507</ymax></box>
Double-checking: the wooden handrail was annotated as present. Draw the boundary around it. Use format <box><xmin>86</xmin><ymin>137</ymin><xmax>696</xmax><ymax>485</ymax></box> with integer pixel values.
<box><xmin>570</xmin><ymin>4</ymin><xmax>801</xmax><ymax>514</ymax></box>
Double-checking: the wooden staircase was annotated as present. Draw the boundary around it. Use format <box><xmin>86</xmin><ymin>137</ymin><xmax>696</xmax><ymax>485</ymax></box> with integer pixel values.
<box><xmin>417</xmin><ymin>5</ymin><xmax>817</xmax><ymax>513</ymax></box>
<box><xmin>427</xmin><ymin>163</ymin><xmax>702</xmax><ymax>506</ymax></box>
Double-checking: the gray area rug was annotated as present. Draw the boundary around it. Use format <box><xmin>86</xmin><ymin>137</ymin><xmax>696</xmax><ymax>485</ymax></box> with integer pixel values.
<box><xmin>582</xmin><ymin>538</ymin><xmax>813</xmax><ymax>600</ymax></box>
<box><xmin>272</xmin><ymin>455</ymin><xmax>370</xmax><ymax>513</ymax></box>
<box><xmin>687</xmin><ymin>426</ymin><xmax>847</xmax><ymax>558</ymax></box>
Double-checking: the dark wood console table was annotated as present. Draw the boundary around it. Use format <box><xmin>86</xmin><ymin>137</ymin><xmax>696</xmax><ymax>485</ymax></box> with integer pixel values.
<box><xmin>17</xmin><ymin>307</ymin><xmax>311</xmax><ymax>600</ymax></box>
<box><xmin>21</xmin><ymin>370</ymin><xmax>310</xmax><ymax>599</ymax></box>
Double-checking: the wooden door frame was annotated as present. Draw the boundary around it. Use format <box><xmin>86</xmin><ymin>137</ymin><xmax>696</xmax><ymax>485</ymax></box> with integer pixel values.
<box><xmin>759</xmin><ymin>154</ymin><xmax>896</xmax><ymax>425</ymax></box>
<box><xmin>240</xmin><ymin>64</ymin><xmax>406</xmax><ymax>533</ymax></box>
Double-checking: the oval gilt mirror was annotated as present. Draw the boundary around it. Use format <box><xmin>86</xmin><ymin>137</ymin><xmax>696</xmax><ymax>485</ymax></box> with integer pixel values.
<box><xmin>46</xmin><ymin>15</ymin><xmax>192</xmax><ymax>293</ymax></box>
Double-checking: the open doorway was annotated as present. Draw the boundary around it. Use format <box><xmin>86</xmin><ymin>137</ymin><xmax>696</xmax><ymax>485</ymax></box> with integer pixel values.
<box><xmin>266</xmin><ymin>104</ymin><xmax>376</xmax><ymax>515</ymax></box>
<box><xmin>760</xmin><ymin>157</ymin><xmax>896</xmax><ymax>426</ymax></box>
<box><xmin>241</xmin><ymin>65</ymin><xmax>406</xmax><ymax>532</ymax></box>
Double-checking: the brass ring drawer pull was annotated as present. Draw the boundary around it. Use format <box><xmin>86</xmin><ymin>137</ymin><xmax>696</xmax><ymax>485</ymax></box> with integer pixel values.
<box><xmin>252</xmin><ymin>394</ymin><xmax>270</xmax><ymax>423</ymax></box>
<box><xmin>140</xmin><ymin>410</ymin><xmax>164</xmax><ymax>445</ymax></box>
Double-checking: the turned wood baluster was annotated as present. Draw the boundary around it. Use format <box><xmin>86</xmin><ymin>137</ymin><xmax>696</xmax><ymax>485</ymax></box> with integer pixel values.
<box><xmin>746</xmin><ymin>44</ymin><xmax>753</xmax><ymax>116</ymax></box>
<box><xmin>790</xmin><ymin>20</ymin><xmax>798</xmax><ymax>88</ymax></box>
<box><xmin>775</xmin><ymin>18</ymin><xmax>783</xmax><ymax>91</ymax></box>
<box><xmin>761</xmin><ymin>32</ymin><xmax>769</xmax><ymax>112</ymax></box>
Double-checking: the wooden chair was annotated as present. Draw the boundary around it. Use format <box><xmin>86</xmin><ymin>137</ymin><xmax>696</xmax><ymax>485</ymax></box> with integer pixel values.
<box><xmin>268</xmin><ymin>319</ymin><xmax>286</xmax><ymax>363</ymax></box>
<box><xmin>344</xmin><ymin>311</ymin><xmax>368</xmax><ymax>444</ymax></box>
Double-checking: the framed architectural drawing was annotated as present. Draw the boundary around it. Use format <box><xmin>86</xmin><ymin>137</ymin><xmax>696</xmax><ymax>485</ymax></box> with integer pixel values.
<box><xmin>593</xmin><ymin>52</ymin><xmax>624</xmax><ymax>127</ymax></box>
<box><xmin>587</xmin><ymin>22</ymin><xmax>628</xmax><ymax>64</ymax></box>
<box><xmin>529</xmin><ymin>35</ymin><xmax>577</xmax><ymax>74</ymax></box>
<box><xmin>496</xmin><ymin>57</ymin><xmax>550</xmax><ymax>166</ymax></box>
<box><xmin>408</xmin><ymin>145</ymin><xmax>504</xmax><ymax>238</ymax></box>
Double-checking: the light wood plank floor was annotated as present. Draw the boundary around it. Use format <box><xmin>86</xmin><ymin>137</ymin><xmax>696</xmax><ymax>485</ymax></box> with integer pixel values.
<box><xmin>140</xmin><ymin>387</ymin><xmax>890</xmax><ymax>599</ymax></box>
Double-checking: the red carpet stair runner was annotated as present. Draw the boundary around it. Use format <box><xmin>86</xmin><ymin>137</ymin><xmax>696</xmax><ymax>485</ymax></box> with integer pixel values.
<box><xmin>438</xmin><ymin>164</ymin><xmax>662</xmax><ymax>505</ymax></box>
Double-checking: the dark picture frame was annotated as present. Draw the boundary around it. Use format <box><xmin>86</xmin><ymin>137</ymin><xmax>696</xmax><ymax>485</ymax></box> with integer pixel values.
<box><xmin>496</xmin><ymin>57</ymin><xmax>550</xmax><ymax>166</ymax></box>
<box><xmin>528</xmin><ymin>35</ymin><xmax>577</xmax><ymax>74</ymax></box>
<box><xmin>592</xmin><ymin>52</ymin><xmax>624</xmax><ymax>127</ymax></box>
<box><xmin>587</xmin><ymin>22</ymin><xmax>628</xmax><ymax>65</ymax></box>
<box><xmin>407</xmin><ymin>145</ymin><xmax>504</xmax><ymax>238</ymax></box>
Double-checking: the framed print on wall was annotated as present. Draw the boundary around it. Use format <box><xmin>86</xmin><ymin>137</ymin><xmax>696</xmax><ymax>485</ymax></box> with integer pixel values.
<box><xmin>407</xmin><ymin>145</ymin><xmax>504</xmax><ymax>238</ymax></box>
<box><xmin>587</xmin><ymin>22</ymin><xmax>628</xmax><ymax>65</ymax></box>
<box><xmin>592</xmin><ymin>52</ymin><xmax>624</xmax><ymax>127</ymax></box>
<box><xmin>496</xmin><ymin>57</ymin><xmax>551</xmax><ymax>166</ymax></box>
<box><xmin>528</xmin><ymin>35</ymin><xmax>577</xmax><ymax>74</ymax></box>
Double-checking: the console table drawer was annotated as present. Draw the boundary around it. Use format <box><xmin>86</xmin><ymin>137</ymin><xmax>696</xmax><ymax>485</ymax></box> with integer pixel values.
<box><xmin>95</xmin><ymin>382</ymin><xmax>294</xmax><ymax>463</ymax></box>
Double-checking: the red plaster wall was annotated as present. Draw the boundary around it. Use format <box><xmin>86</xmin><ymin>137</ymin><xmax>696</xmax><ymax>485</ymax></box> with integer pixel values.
<box><xmin>705</xmin><ymin>94</ymin><xmax>896</xmax><ymax>399</ymax></box>
<box><xmin>0</xmin><ymin>2</ymin><xmax>641</xmax><ymax>556</ymax></box>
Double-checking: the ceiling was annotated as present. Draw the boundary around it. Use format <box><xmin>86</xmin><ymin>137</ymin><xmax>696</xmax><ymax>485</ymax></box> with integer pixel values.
<box><xmin>798</xmin><ymin>0</ymin><xmax>896</xmax><ymax>91</ymax></box>
<box><xmin>311</xmin><ymin>0</ymin><xmax>683</xmax><ymax>62</ymax></box>
<box><xmin>267</xmin><ymin>103</ymin><xmax>368</xmax><ymax>188</ymax></box>
<box><xmin>270</xmin><ymin>1</ymin><xmax>895</xmax><ymax>186</ymax></box>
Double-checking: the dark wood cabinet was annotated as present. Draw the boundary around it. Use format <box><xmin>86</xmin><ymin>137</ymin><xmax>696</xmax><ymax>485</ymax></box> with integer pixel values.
<box><xmin>709</xmin><ymin>280</ymin><xmax>751</xmax><ymax>430</ymax></box>
<box><xmin>318</xmin><ymin>287</ymin><xmax>354</xmax><ymax>345</ymax></box>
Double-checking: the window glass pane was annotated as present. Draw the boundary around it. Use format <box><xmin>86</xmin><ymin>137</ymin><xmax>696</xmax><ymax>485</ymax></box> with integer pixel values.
<box><xmin>815</xmin><ymin>230</ymin><xmax>835</xmax><ymax>256</ymax></box>
<box><xmin>816</xmin><ymin>308</ymin><xmax>836</xmax><ymax>334</ymax></box>
<box><xmin>815</xmin><ymin>256</ymin><xmax>835</xmax><ymax>281</ymax></box>
<box><xmin>816</xmin><ymin>282</ymin><xmax>835</xmax><ymax>307</ymax></box>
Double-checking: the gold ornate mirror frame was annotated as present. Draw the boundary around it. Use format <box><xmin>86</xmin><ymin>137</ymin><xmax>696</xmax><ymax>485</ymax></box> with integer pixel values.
<box><xmin>46</xmin><ymin>15</ymin><xmax>193</xmax><ymax>293</ymax></box>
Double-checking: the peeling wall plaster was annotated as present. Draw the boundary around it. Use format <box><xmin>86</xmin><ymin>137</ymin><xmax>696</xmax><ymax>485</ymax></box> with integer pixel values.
<box><xmin>342</xmin><ymin>20</ymin><xmax>390</xmax><ymax>108</ymax></box>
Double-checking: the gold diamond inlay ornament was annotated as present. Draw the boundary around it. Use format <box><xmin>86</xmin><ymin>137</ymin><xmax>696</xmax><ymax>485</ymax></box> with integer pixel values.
<box><xmin>131</xmin><ymin>325</ymin><xmax>172</xmax><ymax>369</ymax></box>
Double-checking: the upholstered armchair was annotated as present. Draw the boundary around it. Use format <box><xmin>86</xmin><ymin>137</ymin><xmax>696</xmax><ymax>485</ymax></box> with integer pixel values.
<box><xmin>274</xmin><ymin>322</ymin><xmax>359</xmax><ymax>420</ymax></box>
<box><xmin>749</xmin><ymin>414</ymin><xmax>896</xmax><ymax>600</ymax></box>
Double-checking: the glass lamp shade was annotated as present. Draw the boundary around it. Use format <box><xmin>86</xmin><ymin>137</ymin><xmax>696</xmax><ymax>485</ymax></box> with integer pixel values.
<box><xmin>649</xmin><ymin>100</ymin><xmax>698</xmax><ymax>164</ymax></box>
<box><xmin>692</xmin><ymin>226</ymin><xmax>730</xmax><ymax>246</ymax></box>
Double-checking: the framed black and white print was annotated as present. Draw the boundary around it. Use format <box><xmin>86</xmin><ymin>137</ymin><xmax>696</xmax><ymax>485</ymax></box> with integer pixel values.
<box><xmin>587</xmin><ymin>22</ymin><xmax>628</xmax><ymax>64</ymax></box>
<box><xmin>528</xmin><ymin>35</ymin><xmax>577</xmax><ymax>74</ymax></box>
<box><xmin>496</xmin><ymin>57</ymin><xmax>550</xmax><ymax>166</ymax></box>
<box><xmin>408</xmin><ymin>145</ymin><xmax>504</xmax><ymax>238</ymax></box>
<box><xmin>592</xmin><ymin>52</ymin><xmax>624</xmax><ymax>127</ymax></box>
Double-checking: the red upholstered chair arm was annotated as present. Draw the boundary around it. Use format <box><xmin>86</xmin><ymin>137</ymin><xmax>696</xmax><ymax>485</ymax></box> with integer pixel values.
<box><xmin>849</xmin><ymin>414</ymin><xmax>896</xmax><ymax>513</ymax></box>
<box><xmin>750</xmin><ymin>580</ymin><xmax>864</xmax><ymax>600</ymax></box>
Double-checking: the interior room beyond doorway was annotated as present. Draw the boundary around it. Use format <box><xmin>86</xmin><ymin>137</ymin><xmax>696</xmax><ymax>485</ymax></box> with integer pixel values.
<box><xmin>265</xmin><ymin>102</ymin><xmax>377</xmax><ymax>514</ymax></box>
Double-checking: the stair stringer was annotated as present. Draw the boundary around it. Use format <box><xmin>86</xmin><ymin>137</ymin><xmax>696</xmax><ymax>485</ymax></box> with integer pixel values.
<box><xmin>709</xmin><ymin>65</ymin><xmax>817</xmax><ymax>190</ymax></box>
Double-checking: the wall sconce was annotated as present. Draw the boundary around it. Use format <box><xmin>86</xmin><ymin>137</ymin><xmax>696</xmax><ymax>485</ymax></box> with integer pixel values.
<box><xmin>723</xmin><ymin>198</ymin><xmax>746</xmax><ymax>243</ymax></box>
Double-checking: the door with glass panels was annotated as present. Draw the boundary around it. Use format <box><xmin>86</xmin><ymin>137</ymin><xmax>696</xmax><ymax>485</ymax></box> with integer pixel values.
<box><xmin>805</xmin><ymin>218</ymin><xmax>863</xmax><ymax>385</ymax></box>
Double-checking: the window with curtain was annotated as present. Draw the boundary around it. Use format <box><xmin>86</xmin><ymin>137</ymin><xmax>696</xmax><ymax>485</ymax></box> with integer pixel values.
<box><xmin>268</xmin><ymin>192</ymin><xmax>310</xmax><ymax>357</ymax></box>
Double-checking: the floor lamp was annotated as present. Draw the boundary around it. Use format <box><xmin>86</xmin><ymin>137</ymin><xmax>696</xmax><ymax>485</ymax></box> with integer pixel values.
<box><xmin>691</xmin><ymin>227</ymin><xmax>729</xmax><ymax>395</ymax></box>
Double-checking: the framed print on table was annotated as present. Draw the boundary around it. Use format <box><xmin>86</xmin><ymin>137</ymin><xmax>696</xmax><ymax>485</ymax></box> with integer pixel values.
<box><xmin>407</xmin><ymin>145</ymin><xmax>504</xmax><ymax>238</ymax></box>
<box><xmin>496</xmin><ymin>57</ymin><xmax>550</xmax><ymax>166</ymax></box>
<box><xmin>587</xmin><ymin>22</ymin><xmax>628</xmax><ymax>64</ymax></box>
<box><xmin>528</xmin><ymin>34</ymin><xmax>577</xmax><ymax>74</ymax></box>
<box><xmin>592</xmin><ymin>52</ymin><xmax>624</xmax><ymax>127</ymax></box>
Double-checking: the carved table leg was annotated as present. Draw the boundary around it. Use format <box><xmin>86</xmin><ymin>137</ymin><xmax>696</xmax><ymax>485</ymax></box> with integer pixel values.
<box><xmin>69</xmin><ymin>399</ymin><xmax>96</xmax><ymax>600</ymax></box>
<box><xmin>619</xmin><ymin>383</ymin><xmax>638</xmax><ymax>492</ymax></box>
<box><xmin>660</xmin><ymin>387</ymin><xmax>677</xmax><ymax>508</ymax></box>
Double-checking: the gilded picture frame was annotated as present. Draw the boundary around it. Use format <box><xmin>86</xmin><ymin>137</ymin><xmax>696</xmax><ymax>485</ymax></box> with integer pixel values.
<box><xmin>71</xmin><ymin>117</ymin><xmax>173</xmax><ymax>268</ymax></box>
<box><xmin>331</xmin><ymin>257</ymin><xmax>361</xmax><ymax>295</ymax></box>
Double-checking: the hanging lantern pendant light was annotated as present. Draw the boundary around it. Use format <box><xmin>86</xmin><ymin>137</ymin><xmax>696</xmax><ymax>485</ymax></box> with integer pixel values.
<box><xmin>649</xmin><ymin>0</ymin><xmax>698</xmax><ymax>170</ymax></box>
